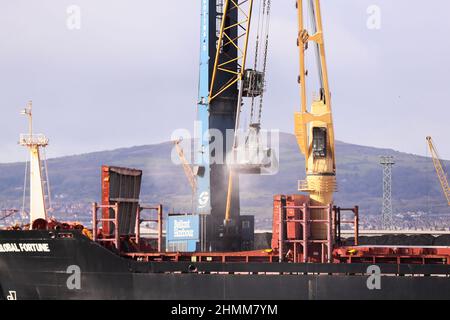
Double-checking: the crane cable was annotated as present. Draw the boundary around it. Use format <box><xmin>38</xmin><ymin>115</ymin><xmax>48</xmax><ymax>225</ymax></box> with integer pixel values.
<box><xmin>21</xmin><ymin>158</ymin><xmax>28</xmax><ymax>221</ymax></box>
<box><xmin>249</xmin><ymin>0</ymin><xmax>264</xmax><ymax>123</ymax></box>
<box><xmin>307</xmin><ymin>0</ymin><xmax>324</xmax><ymax>90</ymax></box>
<box><xmin>250</xmin><ymin>0</ymin><xmax>266</xmax><ymax>123</ymax></box>
<box><xmin>225</xmin><ymin>0</ymin><xmax>272</xmax><ymax>225</ymax></box>
<box><xmin>249</xmin><ymin>0</ymin><xmax>272</xmax><ymax>127</ymax></box>
<box><xmin>42</xmin><ymin>147</ymin><xmax>53</xmax><ymax>212</ymax></box>
<box><xmin>256</xmin><ymin>0</ymin><xmax>272</xmax><ymax>126</ymax></box>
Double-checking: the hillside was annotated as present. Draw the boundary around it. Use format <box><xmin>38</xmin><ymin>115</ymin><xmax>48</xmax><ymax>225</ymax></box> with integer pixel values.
<box><xmin>1</xmin><ymin>133</ymin><xmax>449</xmax><ymax>225</ymax></box>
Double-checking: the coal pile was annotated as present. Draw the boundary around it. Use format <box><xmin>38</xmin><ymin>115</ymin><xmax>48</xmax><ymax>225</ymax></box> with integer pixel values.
<box><xmin>253</xmin><ymin>233</ymin><xmax>450</xmax><ymax>249</ymax></box>
<box><xmin>343</xmin><ymin>234</ymin><xmax>450</xmax><ymax>246</ymax></box>
<box><xmin>254</xmin><ymin>232</ymin><xmax>272</xmax><ymax>250</ymax></box>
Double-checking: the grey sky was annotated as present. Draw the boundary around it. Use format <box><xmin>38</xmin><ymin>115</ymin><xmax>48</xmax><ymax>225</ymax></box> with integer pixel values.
<box><xmin>0</xmin><ymin>0</ymin><xmax>449</xmax><ymax>163</ymax></box>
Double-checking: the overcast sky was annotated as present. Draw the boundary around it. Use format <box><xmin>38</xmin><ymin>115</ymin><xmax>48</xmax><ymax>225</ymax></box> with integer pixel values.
<box><xmin>0</xmin><ymin>0</ymin><xmax>449</xmax><ymax>163</ymax></box>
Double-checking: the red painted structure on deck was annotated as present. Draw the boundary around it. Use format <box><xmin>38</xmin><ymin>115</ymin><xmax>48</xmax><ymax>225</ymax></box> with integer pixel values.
<box><xmin>93</xmin><ymin>202</ymin><xmax>163</xmax><ymax>253</ymax></box>
<box><xmin>101</xmin><ymin>166</ymin><xmax>142</xmax><ymax>236</ymax></box>
<box><xmin>91</xmin><ymin>167</ymin><xmax>450</xmax><ymax>266</ymax></box>
<box><xmin>99</xmin><ymin>194</ymin><xmax>450</xmax><ymax>266</ymax></box>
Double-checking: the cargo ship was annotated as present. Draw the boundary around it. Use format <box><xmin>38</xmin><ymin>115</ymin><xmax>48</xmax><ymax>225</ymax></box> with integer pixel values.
<box><xmin>2</xmin><ymin>161</ymin><xmax>450</xmax><ymax>300</ymax></box>
<box><xmin>2</xmin><ymin>229</ymin><xmax>450</xmax><ymax>300</ymax></box>
<box><xmin>1</xmin><ymin>0</ymin><xmax>450</xmax><ymax>300</ymax></box>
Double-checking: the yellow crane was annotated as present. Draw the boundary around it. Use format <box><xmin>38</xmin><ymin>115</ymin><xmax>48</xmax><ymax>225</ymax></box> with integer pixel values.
<box><xmin>217</xmin><ymin>0</ymin><xmax>336</xmax><ymax>232</ymax></box>
<box><xmin>294</xmin><ymin>0</ymin><xmax>337</xmax><ymax>238</ymax></box>
<box><xmin>173</xmin><ymin>139</ymin><xmax>197</xmax><ymax>192</ymax></box>
<box><xmin>426</xmin><ymin>136</ymin><xmax>450</xmax><ymax>206</ymax></box>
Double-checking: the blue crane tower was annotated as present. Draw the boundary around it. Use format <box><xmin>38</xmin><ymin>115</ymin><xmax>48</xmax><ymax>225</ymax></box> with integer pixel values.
<box><xmin>193</xmin><ymin>0</ymin><xmax>272</xmax><ymax>252</ymax></box>
<box><xmin>195</xmin><ymin>0</ymin><xmax>241</xmax><ymax>252</ymax></box>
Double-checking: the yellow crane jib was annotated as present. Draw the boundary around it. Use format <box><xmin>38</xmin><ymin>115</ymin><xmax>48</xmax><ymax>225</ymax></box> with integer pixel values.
<box><xmin>426</xmin><ymin>136</ymin><xmax>450</xmax><ymax>206</ymax></box>
<box><xmin>209</xmin><ymin>0</ymin><xmax>254</xmax><ymax>103</ymax></box>
<box><xmin>294</xmin><ymin>0</ymin><xmax>336</xmax><ymax>202</ymax></box>
<box><xmin>173</xmin><ymin>139</ymin><xmax>197</xmax><ymax>192</ymax></box>
<box><xmin>294</xmin><ymin>0</ymin><xmax>338</xmax><ymax>242</ymax></box>
<box><xmin>294</xmin><ymin>0</ymin><xmax>337</xmax><ymax>240</ymax></box>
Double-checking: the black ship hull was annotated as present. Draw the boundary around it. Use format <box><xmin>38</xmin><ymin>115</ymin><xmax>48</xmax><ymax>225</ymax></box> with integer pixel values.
<box><xmin>1</xmin><ymin>230</ymin><xmax>450</xmax><ymax>300</ymax></box>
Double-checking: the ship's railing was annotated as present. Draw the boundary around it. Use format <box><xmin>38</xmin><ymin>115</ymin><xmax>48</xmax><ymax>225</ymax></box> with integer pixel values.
<box><xmin>298</xmin><ymin>180</ymin><xmax>307</xmax><ymax>190</ymax></box>
<box><xmin>334</xmin><ymin>206</ymin><xmax>359</xmax><ymax>246</ymax></box>
<box><xmin>278</xmin><ymin>203</ymin><xmax>334</xmax><ymax>264</ymax></box>
<box><xmin>91</xmin><ymin>202</ymin><xmax>164</xmax><ymax>253</ymax></box>
<box><xmin>275</xmin><ymin>201</ymin><xmax>359</xmax><ymax>264</ymax></box>
<box><xmin>92</xmin><ymin>203</ymin><xmax>121</xmax><ymax>251</ymax></box>
<box><xmin>135</xmin><ymin>205</ymin><xmax>163</xmax><ymax>252</ymax></box>
<box><xmin>19</xmin><ymin>134</ymin><xmax>49</xmax><ymax>147</ymax></box>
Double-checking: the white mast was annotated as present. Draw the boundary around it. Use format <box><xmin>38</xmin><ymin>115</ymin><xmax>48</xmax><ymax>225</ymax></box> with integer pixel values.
<box><xmin>19</xmin><ymin>101</ymin><xmax>49</xmax><ymax>226</ymax></box>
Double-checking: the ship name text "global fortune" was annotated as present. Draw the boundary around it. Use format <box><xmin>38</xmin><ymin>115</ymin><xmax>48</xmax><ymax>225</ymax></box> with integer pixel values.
<box><xmin>0</xmin><ymin>243</ymin><xmax>50</xmax><ymax>253</ymax></box>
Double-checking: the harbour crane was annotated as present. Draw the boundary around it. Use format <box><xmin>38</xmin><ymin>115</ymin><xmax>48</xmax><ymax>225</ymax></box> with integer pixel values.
<box><xmin>426</xmin><ymin>136</ymin><xmax>450</xmax><ymax>206</ymax></box>
<box><xmin>195</xmin><ymin>0</ymin><xmax>271</xmax><ymax>251</ymax></box>
<box><xmin>295</xmin><ymin>0</ymin><xmax>337</xmax><ymax>239</ymax></box>
<box><xmin>193</xmin><ymin>0</ymin><xmax>333</xmax><ymax>250</ymax></box>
